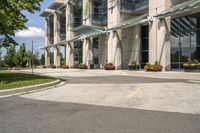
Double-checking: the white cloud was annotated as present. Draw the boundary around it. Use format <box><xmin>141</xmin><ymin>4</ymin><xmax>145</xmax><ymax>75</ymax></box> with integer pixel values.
<box><xmin>15</xmin><ymin>27</ymin><xmax>45</xmax><ymax>38</ymax></box>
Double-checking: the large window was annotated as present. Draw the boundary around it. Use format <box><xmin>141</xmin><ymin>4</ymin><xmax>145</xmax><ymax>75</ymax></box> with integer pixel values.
<box><xmin>74</xmin><ymin>41</ymin><xmax>83</xmax><ymax>66</ymax></box>
<box><xmin>93</xmin><ymin>38</ymin><xmax>99</xmax><ymax>65</ymax></box>
<box><xmin>49</xmin><ymin>15</ymin><xmax>54</xmax><ymax>44</ymax></box>
<box><xmin>73</xmin><ymin>0</ymin><xmax>83</xmax><ymax>28</ymax></box>
<box><xmin>141</xmin><ymin>25</ymin><xmax>149</xmax><ymax>68</ymax></box>
<box><xmin>171</xmin><ymin>13</ymin><xmax>200</xmax><ymax>70</ymax></box>
<box><xmin>121</xmin><ymin>0</ymin><xmax>148</xmax><ymax>13</ymax></box>
<box><xmin>93</xmin><ymin>0</ymin><xmax>107</xmax><ymax>25</ymax></box>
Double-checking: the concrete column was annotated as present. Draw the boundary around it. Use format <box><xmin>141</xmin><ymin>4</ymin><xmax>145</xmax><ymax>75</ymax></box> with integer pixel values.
<box><xmin>107</xmin><ymin>31</ymin><xmax>122</xmax><ymax>69</ymax></box>
<box><xmin>65</xmin><ymin>2</ymin><xmax>74</xmax><ymax>68</ymax></box>
<box><xmin>45</xmin><ymin>49</ymin><xmax>50</xmax><ymax>67</ymax></box>
<box><xmin>53</xmin><ymin>12</ymin><xmax>60</xmax><ymax>68</ymax></box>
<box><xmin>149</xmin><ymin>0</ymin><xmax>172</xmax><ymax>71</ymax></box>
<box><xmin>45</xmin><ymin>18</ymin><xmax>50</xmax><ymax>67</ymax></box>
<box><xmin>107</xmin><ymin>0</ymin><xmax>122</xmax><ymax>69</ymax></box>
<box><xmin>83</xmin><ymin>38</ymin><xmax>93</xmax><ymax>68</ymax></box>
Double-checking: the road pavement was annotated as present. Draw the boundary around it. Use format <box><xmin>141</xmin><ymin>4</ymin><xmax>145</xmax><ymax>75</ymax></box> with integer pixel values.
<box><xmin>1</xmin><ymin>69</ymin><xmax>200</xmax><ymax>133</ymax></box>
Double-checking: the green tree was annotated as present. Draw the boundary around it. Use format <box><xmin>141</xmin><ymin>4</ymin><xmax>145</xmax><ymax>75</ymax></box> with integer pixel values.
<box><xmin>0</xmin><ymin>0</ymin><xmax>43</xmax><ymax>47</ymax></box>
<box><xmin>14</xmin><ymin>43</ymin><xmax>27</xmax><ymax>67</ymax></box>
<box><xmin>4</xmin><ymin>45</ymin><xmax>16</xmax><ymax>67</ymax></box>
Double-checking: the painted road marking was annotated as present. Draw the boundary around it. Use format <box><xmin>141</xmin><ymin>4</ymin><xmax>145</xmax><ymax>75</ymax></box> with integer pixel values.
<box><xmin>128</xmin><ymin>87</ymin><xmax>142</xmax><ymax>98</ymax></box>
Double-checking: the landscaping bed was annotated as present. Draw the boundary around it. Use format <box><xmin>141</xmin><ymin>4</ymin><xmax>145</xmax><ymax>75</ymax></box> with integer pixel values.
<box><xmin>0</xmin><ymin>71</ymin><xmax>56</xmax><ymax>90</ymax></box>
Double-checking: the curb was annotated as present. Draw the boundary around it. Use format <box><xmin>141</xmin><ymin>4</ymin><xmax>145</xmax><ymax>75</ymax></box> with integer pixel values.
<box><xmin>0</xmin><ymin>79</ymin><xmax>61</xmax><ymax>97</ymax></box>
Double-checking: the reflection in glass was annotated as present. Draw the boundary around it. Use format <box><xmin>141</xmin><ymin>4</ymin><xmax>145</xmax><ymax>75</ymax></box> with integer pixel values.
<box><xmin>171</xmin><ymin>13</ymin><xmax>200</xmax><ymax>70</ymax></box>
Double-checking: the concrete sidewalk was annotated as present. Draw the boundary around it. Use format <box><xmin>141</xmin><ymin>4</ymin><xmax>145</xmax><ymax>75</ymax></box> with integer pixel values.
<box><xmin>18</xmin><ymin>68</ymin><xmax>200</xmax><ymax>80</ymax></box>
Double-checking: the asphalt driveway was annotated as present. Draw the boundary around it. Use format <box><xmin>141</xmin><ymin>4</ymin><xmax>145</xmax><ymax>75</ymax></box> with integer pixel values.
<box><xmin>0</xmin><ymin>96</ymin><xmax>200</xmax><ymax>133</ymax></box>
<box><xmin>1</xmin><ymin>69</ymin><xmax>200</xmax><ymax>133</ymax></box>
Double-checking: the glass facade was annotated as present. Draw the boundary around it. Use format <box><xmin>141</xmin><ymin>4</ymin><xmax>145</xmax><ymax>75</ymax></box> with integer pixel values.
<box><xmin>59</xmin><ymin>10</ymin><xmax>66</xmax><ymax>41</ymax></box>
<box><xmin>171</xmin><ymin>13</ymin><xmax>200</xmax><ymax>70</ymax></box>
<box><xmin>93</xmin><ymin>0</ymin><xmax>107</xmax><ymax>25</ymax></box>
<box><xmin>121</xmin><ymin>0</ymin><xmax>148</xmax><ymax>13</ymax></box>
<box><xmin>49</xmin><ymin>15</ymin><xmax>54</xmax><ymax>44</ymax></box>
<box><xmin>74</xmin><ymin>41</ymin><xmax>83</xmax><ymax>66</ymax></box>
<box><xmin>141</xmin><ymin>25</ymin><xmax>149</xmax><ymax>68</ymax></box>
<box><xmin>73</xmin><ymin>0</ymin><xmax>83</xmax><ymax>28</ymax></box>
<box><xmin>93</xmin><ymin>38</ymin><xmax>99</xmax><ymax>65</ymax></box>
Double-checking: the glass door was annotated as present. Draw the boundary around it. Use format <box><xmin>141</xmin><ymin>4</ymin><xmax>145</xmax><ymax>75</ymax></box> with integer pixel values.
<box><xmin>74</xmin><ymin>41</ymin><xmax>83</xmax><ymax>67</ymax></box>
<box><xmin>141</xmin><ymin>25</ymin><xmax>149</xmax><ymax>68</ymax></box>
<box><xmin>93</xmin><ymin>38</ymin><xmax>99</xmax><ymax>69</ymax></box>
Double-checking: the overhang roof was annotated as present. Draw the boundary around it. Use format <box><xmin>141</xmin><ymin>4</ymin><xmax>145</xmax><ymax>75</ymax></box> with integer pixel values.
<box><xmin>48</xmin><ymin>1</ymin><xmax>65</xmax><ymax>10</ymax></box>
<box><xmin>40</xmin><ymin>13</ymin><xmax>152</xmax><ymax>49</ymax></box>
<box><xmin>40</xmin><ymin>36</ymin><xmax>81</xmax><ymax>49</ymax></box>
<box><xmin>72</xmin><ymin>25</ymin><xmax>108</xmax><ymax>39</ymax></box>
<box><xmin>107</xmin><ymin>13</ymin><xmax>149</xmax><ymax>31</ymax></box>
<box><xmin>39</xmin><ymin>9</ymin><xmax>54</xmax><ymax>17</ymax></box>
<box><xmin>72</xmin><ymin>25</ymin><xmax>106</xmax><ymax>35</ymax></box>
<box><xmin>155</xmin><ymin>0</ymin><xmax>200</xmax><ymax>19</ymax></box>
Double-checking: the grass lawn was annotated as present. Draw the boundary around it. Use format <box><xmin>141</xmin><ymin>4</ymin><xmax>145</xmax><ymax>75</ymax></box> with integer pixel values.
<box><xmin>0</xmin><ymin>70</ymin><xmax>56</xmax><ymax>90</ymax></box>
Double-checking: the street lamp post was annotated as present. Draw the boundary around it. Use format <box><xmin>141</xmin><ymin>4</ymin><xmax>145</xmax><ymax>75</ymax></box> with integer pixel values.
<box><xmin>31</xmin><ymin>41</ymin><xmax>34</xmax><ymax>75</ymax></box>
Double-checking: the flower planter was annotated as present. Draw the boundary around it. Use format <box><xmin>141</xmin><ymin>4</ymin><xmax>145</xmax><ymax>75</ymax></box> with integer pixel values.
<box><xmin>184</xmin><ymin>65</ymin><xmax>200</xmax><ymax>72</ymax></box>
<box><xmin>104</xmin><ymin>65</ymin><xmax>115</xmax><ymax>70</ymax></box>
<box><xmin>183</xmin><ymin>59</ymin><xmax>200</xmax><ymax>72</ymax></box>
<box><xmin>61</xmin><ymin>65</ymin><xmax>69</xmax><ymax>69</ymax></box>
<box><xmin>104</xmin><ymin>63</ymin><xmax>115</xmax><ymax>70</ymax></box>
<box><xmin>144</xmin><ymin>65</ymin><xmax>163</xmax><ymax>72</ymax></box>
<box><xmin>51</xmin><ymin>65</ymin><xmax>56</xmax><ymax>69</ymax></box>
<box><xmin>78</xmin><ymin>64</ymin><xmax>88</xmax><ymax>69</ymax></box>
<box><xmin>128</xmin><ymin>65</ymin><xmax>140</xmax><ymax>71</ymax></box>
<box><xmin>104</xmin><ymin>66</ymin><xmax>115</xmax><ymax>70</ymax></box>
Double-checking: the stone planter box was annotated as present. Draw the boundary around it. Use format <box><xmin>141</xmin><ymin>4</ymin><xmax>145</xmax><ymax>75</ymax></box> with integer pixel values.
<box><xmin>104</xmin><ymin>65</ymin><xmax>115</xmax><ymax>70</ymax></box>
<box><xmin>184</xmin><ymin>66</ymin><xmax>200</xmax><ymax>72</ymax></box>
<box><xmin>128</xmin><ymin>65</ymin><xmax>140</xmax><ymax>71</ymax></box>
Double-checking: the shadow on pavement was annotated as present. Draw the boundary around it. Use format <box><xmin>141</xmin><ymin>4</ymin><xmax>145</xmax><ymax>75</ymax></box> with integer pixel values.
<box><xmin>0</xmin><ymin>96</ymin><xmax>199</xmax><ymax>133</ymax></box>
<box><xmin>59</xmin><ymin>76</ymin><xmax>187</xmax><ymax>84</ymax></box>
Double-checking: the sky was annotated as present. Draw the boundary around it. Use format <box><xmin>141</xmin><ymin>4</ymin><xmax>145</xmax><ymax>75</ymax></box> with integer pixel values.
<box><xmin>3</xmin><ymin>0</ymin><xmax>53</xmax><ymax>56</ymax></box>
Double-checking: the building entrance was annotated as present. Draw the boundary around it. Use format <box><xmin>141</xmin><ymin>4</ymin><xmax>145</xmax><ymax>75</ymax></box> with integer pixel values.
<box><xmin>74</xmin><ymin>41</ymin><xmax>83</xmax><ymax>67</ymax></box>
<box><xmin>141</xmin><ymin>25</ymin><xmax>149</xmax><ymax>68</ymax></box>
<box><xmin>93</xmin><ymin>38</ymin><xmax>99</xmax><ymax>69</ymax></box>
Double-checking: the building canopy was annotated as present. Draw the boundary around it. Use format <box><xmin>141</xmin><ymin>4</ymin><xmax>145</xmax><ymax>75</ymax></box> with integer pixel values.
<box><xmin>48</xmin><ymin>1</ymin><xmax>65</xmax><ymax>10</ymax></box>
<box><xmin>155</xmin><ymin>0</ymin><xmax>200</xmax><ymax>19</ymax></box>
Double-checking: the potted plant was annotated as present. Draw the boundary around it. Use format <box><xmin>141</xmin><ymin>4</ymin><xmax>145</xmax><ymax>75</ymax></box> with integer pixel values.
<box><xmin>144</xmin><ymin>61</ymin><xmax>163</xmax><ymax>72</ymax></box>
<box><xmin>104</xmin><ymin>63</ymin><xmax>115</xmax><ymax>70</ymax></box>
<box><xmin>61</xmin><ymin>65</ymin><xmax>69</xmax><ymax>69</ymax></box>
<box><xmin>79</xmin><ymin>63</ymin><xmax>88</xmax><ymax>69</ymax></box>
<box><xmin>51</xmin><ymin>65</ymin><xmax>56</xmax><ymax>69</ymax></box>
<box><xmin>128</xmin><ymin>61</ymin><xmax>140</xmax><ymax>70</ymax></box>
<box><xmin>183</xmin><ymin>58</ymin><xmax>200</xmax><ymax>72</ymax></box>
